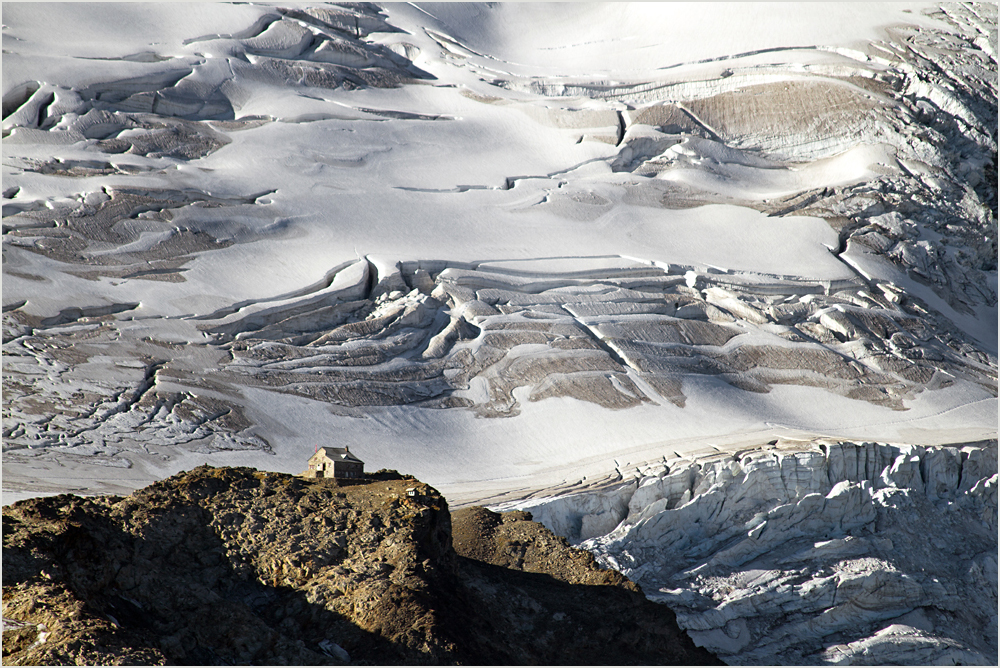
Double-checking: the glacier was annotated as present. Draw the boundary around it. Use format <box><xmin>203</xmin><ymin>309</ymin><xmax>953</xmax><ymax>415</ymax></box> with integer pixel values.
<box><xmin>500</xmin><ymin>438</ymin><xmax>997</xmax><ymax>664</ymax></box>
<box><xmin>2</xmin><ymin>2</ymin><xmax>997</xmax><ymax>664</ymax></box>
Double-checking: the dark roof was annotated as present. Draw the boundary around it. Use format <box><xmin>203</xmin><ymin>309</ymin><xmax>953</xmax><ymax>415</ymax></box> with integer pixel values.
<box><xmin>317</xmin><ymin>447</ymin><xmax>364</xmax><ymax>464</ymax></box>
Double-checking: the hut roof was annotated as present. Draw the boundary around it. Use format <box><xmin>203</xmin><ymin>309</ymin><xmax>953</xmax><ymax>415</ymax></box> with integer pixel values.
<box><xmin>313</xmin><ymin>446</ymin><xmax>364</xmax><ymax>464</ymax></box>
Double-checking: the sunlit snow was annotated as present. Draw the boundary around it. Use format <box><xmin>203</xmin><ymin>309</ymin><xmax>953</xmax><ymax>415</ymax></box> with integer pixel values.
<box><xmin>2</xmin><ymin>2</ymin><xmax>996</xmax><ymax>664</ymax></box>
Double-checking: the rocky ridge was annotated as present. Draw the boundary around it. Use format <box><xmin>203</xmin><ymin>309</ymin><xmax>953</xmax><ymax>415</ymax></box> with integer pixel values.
<box><xmin>2</xmin><ymin>466</ymin><xmax>719</xmax><ymax>665</ymax></box>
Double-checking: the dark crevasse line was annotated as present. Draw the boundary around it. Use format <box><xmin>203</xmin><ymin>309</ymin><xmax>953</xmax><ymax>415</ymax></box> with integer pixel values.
<box><xmin>38</xmin><ymin>303</ymin><xmax>141</xmax><ymax>328</ymax></box>
<box><xmin>188</xmin><ymin>259</ymin><xmax>361</xmax><ymax>322</ymax></box>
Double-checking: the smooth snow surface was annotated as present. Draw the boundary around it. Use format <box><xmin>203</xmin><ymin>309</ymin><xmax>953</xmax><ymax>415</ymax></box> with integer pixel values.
<box><xmin>3</xmin><ymin>3</ymin><xmax>997</xmax><ymax>664</ymax></box>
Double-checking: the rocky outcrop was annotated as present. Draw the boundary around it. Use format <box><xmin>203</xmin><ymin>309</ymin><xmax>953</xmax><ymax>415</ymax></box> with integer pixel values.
<box><xmin>506</xmin><ymin>440</ymin><xmax>998</xmax><ymax>665</ymax></box>
<box><xmin>1</xmin><ymin>466</ymin><xmax>719</xmax><ymax>665</ymax></box>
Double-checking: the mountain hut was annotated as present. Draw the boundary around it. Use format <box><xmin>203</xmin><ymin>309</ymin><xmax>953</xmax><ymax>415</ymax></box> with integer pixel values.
<box><xmin>301</xmin><ymin>446</ymin><xmax>365</xmax><ymax>479</ymax></box>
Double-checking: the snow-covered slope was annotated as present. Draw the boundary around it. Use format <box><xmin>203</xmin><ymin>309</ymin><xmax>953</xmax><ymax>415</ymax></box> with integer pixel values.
<box><xmin>3</xmin><ymin>3</ymin><xmax>997</xmax><ymax>663</ymax></box>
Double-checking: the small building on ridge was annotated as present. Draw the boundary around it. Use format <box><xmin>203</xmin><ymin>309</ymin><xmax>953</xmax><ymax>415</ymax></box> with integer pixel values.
<box><xmin>301</xmin><ymin>447</ymin><xmax>365</xmax><ymax>480</ymax></box>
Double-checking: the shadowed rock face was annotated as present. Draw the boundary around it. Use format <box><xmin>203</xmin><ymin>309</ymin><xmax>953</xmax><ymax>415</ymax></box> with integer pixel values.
<box><xmin>2</xmin><ymin>466</ymin><xmax>720</xmax><ymax>666</ymax></box>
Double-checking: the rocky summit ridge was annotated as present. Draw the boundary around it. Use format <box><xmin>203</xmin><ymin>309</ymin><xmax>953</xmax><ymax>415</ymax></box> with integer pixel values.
<box><xmin>2</xmin><ymin>466</ymin><xmax>720</xmax><ymax>665</ymax></box>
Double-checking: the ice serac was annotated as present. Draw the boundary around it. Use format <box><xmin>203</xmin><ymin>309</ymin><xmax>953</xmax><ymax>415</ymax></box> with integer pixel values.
<box><xmin>501</xmin><ymin>440</ymin><xmax>998</xmax><ymax>665</ymax></box>
<box><xmin>104</xmin><ymin>249</ymin><xmax>983</xmax><ymax>430</ymax></box>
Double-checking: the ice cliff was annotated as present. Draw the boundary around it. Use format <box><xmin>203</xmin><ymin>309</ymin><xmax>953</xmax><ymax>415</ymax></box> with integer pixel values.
<box><xmin>502</xmin><ymin>439</ymin><xmax>998</xmax><ymax>665</ymax></box>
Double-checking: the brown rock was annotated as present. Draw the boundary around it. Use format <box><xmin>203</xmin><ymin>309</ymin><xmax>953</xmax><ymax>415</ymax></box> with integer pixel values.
<box><xmin>3</xmin><ymin>466</ymin><xmax>720</xmax><ymax>665</ymax></box>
